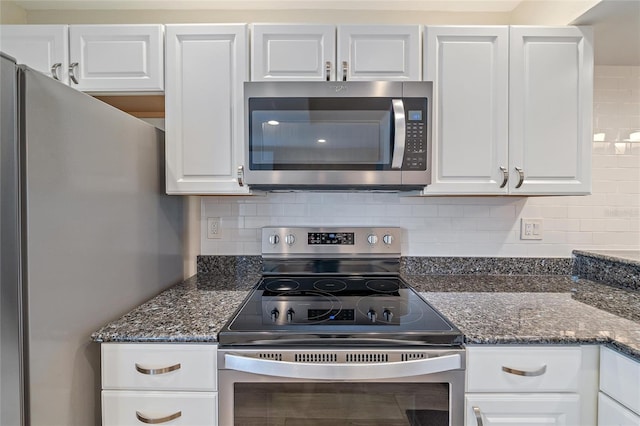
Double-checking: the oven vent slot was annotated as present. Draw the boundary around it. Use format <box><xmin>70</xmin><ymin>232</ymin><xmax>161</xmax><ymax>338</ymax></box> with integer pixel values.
<box><xmin>346</xmin><ymin>353</ymin><xmax>389</xmax><ymax>363</ymax></box>
<box><xmin>294</xmin><ymin>353</ymin><xmax>338</xmax><ymax>363</ymax></box>
<box><xmin>401</xmin><ymin>353</ymin><xmax>427</xmax><ymax>361</ymax></box>
<box><xmin>258</xmin><ymin>353</ymin><xmax>283</xmax><ymax>361</ymax></box>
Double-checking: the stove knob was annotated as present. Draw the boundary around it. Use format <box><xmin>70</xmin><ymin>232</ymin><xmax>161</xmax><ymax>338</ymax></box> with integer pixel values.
<box><xmin>367</xmin><ymin>234</ymin><xmax>378</xmax><ymax>245</ymax></box>
<box><xmin>268</xmin><ymin>234</ymin><xmax>280</xmax><ymax>245</ymax></box>
<box><xmin>284</xmin><ymin>234</ymin><xmax>296</xmax><ymax>246</ymax></box>
<box><xmin>286</xmin><ymin>308</ymin><xmax>295</xmax><ymax>323</ymax></box>
<box><xmin>367</xmin><ymin>309</ymin><xmax>377</xmax><ymax>323</ymax></box>
<box><xmin>383</xmin><ymin>234</ymin><xmax>394</xmax><ymax>245</ymax></box>
<box><xmin>383</xmin><ymin>309</ymin><xmax>394</xmax><ymax>322</ymax></box>
<box><xmin>270</xmin><ymin>308</ymin><xmax>279</xmax><ymax>322</ymax></box>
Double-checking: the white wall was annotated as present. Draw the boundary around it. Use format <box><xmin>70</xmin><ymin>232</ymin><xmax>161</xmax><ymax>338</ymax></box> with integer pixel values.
<box><xmin>201</xmin><ymin>65</ymin><xmax>640</xmax><ymax>257</ymax></box>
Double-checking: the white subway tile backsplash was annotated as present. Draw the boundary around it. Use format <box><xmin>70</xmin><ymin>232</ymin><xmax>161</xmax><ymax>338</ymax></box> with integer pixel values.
<box><xmin>201</xmin><ymin>65</ymin><xmax>640</xmax><ymax>256</ymax></box>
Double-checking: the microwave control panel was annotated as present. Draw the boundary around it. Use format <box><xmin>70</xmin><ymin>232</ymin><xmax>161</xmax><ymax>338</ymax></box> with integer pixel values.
<box><xmin>403</xmin><ymin>98</ymin><xmax>428</xmax><ymax>170</ymax></box>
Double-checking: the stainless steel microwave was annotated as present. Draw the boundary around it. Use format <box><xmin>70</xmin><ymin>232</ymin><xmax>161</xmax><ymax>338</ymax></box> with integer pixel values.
<box><xmin>240</xmin><ymin>81</ymin><xmax>432</xmax><ymax>191</ymax></box>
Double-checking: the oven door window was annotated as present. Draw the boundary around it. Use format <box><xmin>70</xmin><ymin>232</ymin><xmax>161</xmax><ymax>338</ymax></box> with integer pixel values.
<box><xmin>234</xmin><ymin>382</ymin><xmax>449</xmax><ymax>425</ymax></box>
<box><xmin>248</xmin><ymin>98</ymin><xmax>393</xmax><ymax>171</ymax></box>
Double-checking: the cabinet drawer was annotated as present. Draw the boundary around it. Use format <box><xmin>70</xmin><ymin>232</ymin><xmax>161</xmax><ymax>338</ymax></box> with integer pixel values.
<box><xmin>102</xmin><ymin>390</ymin><xmax>217</xmax><ymax>426</ymax></box>
<box><xmin>600</xmin><ymin>346</ymin><xmax>640</xmax><ymax>415</ymax></box>
<box><xmin>465</xmin><ymin>393</ymin><xmax>580</xmax><ymax>426</ymax></box>
<box><xmin>102</xmin><ymin>343</ymin><xmax>216</xmax><ymax>391</ymax></box>
<box><xmin>467</xmin><ymin>346</ymin><xmax>582</xmax><ymax>392</ymax></box>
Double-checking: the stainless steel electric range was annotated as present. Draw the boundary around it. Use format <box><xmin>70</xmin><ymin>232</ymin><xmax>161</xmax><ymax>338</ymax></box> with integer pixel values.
<box><xmin>217</xmin><ymin>227</ymin><xmax>465</xmax><ymax>426</ymax></box>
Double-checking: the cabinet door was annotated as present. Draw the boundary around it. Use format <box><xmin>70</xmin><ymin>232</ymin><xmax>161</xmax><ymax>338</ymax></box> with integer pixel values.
<box><xmin>337</xmin><ymin>25</ymin><xmax>420</xmax><ymax>81</ymax></box>
<box><xmin>102</xmin><ymin>391</ymin><xmax>217</xmax><ymax>426</ymax></box>
<box><xmin>599</xmin><ymin>346</ymin><xmax>640</xmax><ymax>416</ymax></box>
<box><xmin>466</xmin><ymin>394</ymin><xmax>581</xmax><ymax>426</ymax></box>
<box><xmin>598</xmin><ymin>392</ymin><xmax>640</xmax><ymax>426</ymax></box>
<box><xmin>423</xmin><ymin>26</ymin><xmax>509</xmax><ymax>195</ymax></box>
<box><xmin>69</xmin><ymin>25</ymin><xmax>164</xmax><ymax>92</ymax></box>
<box><xmin>165</xmin><ymin>24</ymin><xmax>249</xmax><ymax>194</ymax></box>
<box><xmin>251</xmin><ymin>24</ymin><xmax>335</xmax><ymax>81</ymax></box>
<box><xmin>509</xmin><ymin>26</ymin><xmax>593</xmax><ymax>195</ymax></box>
<box><xmin>0</xmin><ymin>25</ymin><xmax>69</xmax><ymax>84</ymax></box>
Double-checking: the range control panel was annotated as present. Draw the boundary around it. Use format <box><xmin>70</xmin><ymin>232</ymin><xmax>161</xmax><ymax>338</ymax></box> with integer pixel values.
<box><xmin>262</xmin><ymin>227</ymin><xmax>401</xmax><ymax>257</ymax></box>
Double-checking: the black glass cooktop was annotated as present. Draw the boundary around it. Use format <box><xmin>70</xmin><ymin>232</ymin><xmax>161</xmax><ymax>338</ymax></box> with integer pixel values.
<box><xmin>218</xmin><ymin>275</ymin><xmax>463</xmax><ymax>347</ymax></box>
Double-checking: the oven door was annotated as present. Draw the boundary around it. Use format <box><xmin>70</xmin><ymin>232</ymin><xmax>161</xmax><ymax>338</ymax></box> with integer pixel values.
<box><xmin>218</xmin><ymin>348</ymin><xmax>465</xmax><ymax>426</ymax></box>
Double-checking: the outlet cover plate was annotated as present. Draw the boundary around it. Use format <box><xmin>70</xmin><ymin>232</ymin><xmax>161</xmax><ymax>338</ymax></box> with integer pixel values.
<box><xmin>207</xmin><ymin>217</ymin><xmax>221</xmax><ymax>239</ymax></box>
<box><xmin>521</xmin><ymin>218</ymin><xmax>543</xmax><ymax>240</ymax></box>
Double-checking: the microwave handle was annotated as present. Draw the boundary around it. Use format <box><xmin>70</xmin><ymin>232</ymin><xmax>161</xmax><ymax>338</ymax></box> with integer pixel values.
<box><xmin>391</xmin><ymin>99</ymin><xmax>406</xmax><ymax>169</ymax></box>
<box><xmin>224</xmin><ymin>353</ymin><xmax>461</xmax><ymax>380</ymax></box>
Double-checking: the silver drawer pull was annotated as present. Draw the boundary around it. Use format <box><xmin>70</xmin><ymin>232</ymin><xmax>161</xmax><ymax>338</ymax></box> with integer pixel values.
<box><xmin>135</xmin><ymin>363</ymin><xmax>181</xmax><ymax>375</ymax></box>
<box><xmin>473</xmin><ymin>406</ymin><xmax>484</xmax><ymax>426</ymax></box>
<box><xmin>136</xmin><ymin>410</ymin><xmax>182</xmax><ymax>424</ymax></box>
<box><xmin>502</xmin><ymin>364</ymin><xmax>547</xmax><ymax>377</ymax></box>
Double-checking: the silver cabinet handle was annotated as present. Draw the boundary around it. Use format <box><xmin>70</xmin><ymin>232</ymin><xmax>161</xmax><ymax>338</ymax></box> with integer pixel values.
<box><xmin>342</xmin><ymin>61</ymin><xmax>348</xmax><ymax>81</ymax></box>
<box><xmin>50</xmin><ymin>63</ymin><xmax>62</xmax><ymax>80</ymax></box>
<box><xmin>68</xmin><ymin>62</ymin><xmax>79</xmax><ymax>84</ymax></box>
<box><xmin>502</xmin><ymin>364</ymin><xmax>547</xmax><ymax>377</ymax></box>
<box><xmin>136</xmin><ymin>411</ymin><xmax>182</xmax><ymax>424</ymax></box>
<box><xmin>473</xmin><ymin>406</ymin><xmax>484</xmax><ymax>426</ymax></box>
<box><xmin>499</xmin><ymin>166</ymin><xmax>508</xmax><ymax>188</ymax></box>
<box><xmin>237</xmin><ymin>165</ymin><xmax>244</xmax><ymax>187</ymax></box>
<box><xmin>514</xmin><ymin>167</ymin><xmax>524</xmax><ymax>188</ymax></box>
<box><xmin>135</xmin><ymin>363</ymin><xmax>181</xmax><ymax>375</ymax></box>
<box><xmin>225</xmin><ymin>353</ymin><xmax>461</xmax><ymax>380</ymax></box>
<box><xmin>391</xmin><ymin>99</ymin><xmax>406</xmax><ymax>169</ymax></box>
<box><xmin>325</xmin><ymin>61</ymin><xmax>331</xmax><ymax>81</ymax></box>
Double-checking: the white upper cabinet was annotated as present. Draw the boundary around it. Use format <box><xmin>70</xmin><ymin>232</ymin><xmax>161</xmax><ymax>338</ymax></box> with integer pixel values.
<box><xmin>165</xmin><ymin>24</ymin><xmax>249</xmax><ymax>194</ymax></box>
<box><xmin>509</xmin><ymin>26</ymin><xmax>593</xmax><ymax>195</ymax></box>
<box><xmin>337</xmin><ymin>25</ymin><xmax>420</xmax><ymax>81</ymax></box>
<box><xmin>423</xmin><ymin>26</ymin><xmax>509</xmax><ymax>194</ymax></box>
<box><xmin>0</xmin><ymin>25</ymin><xmax>69</xmax><ymax>84</ymax></box>
<box><xmin>251</xmin><ymin>24</ymin><xmax>421</xmax><ymax>81</ymax></box>
<box><xmin>423</xmin><ymin>25</ymin><xmax>593</xmax><ymax>196</ymax></box>
<box><xmin>0</xmin><ymin>24</ymin><xmax>163</xmax><ymax>92</ymax></box>
<box><xmin>69</xmin><ymin>25</ymin><xmax>164</xmax><ymax>92</ymax></box>
<box><xmin>251</xmin><ymin>24</ymin><xmax>334</xmax><ymax>81</ymax></box>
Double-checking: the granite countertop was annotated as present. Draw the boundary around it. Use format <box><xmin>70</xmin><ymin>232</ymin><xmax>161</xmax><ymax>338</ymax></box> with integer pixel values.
<box><xmin>92</xmin><ymin>270</ymin><xmax>640</xmax><ymax>360</ymax></box>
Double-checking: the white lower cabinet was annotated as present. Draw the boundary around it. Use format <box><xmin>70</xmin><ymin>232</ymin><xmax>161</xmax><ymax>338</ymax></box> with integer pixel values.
<box><xmin>466</xmin><ymin>345</ymin><xmax>599</xmax><ymax>426</ymax></box>
<box><xmin>598</xmin><ymin>346</ymin><xmax>640</xmax><ymax>426</ymax></box>
<box><xmin>466</xmin><ymin>393</ymin><xmax>580</xmax><ymax>425</ymax></box>
<box><xmin>598</xmin><ymin>392</ymin><xmax>640</xmax><ymax>426</ymax></box>
<box><xmin>103</xmin><ymin>391</ymin><xmax>217</xmax><ymax>426</ymax></box>
<box><xmin>101</xmin><ymin>343</ymin><xmax>218</xmax><ymax>426</ymax></box>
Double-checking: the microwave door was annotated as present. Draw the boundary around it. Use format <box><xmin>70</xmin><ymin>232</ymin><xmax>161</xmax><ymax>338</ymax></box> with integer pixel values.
<box><xmin>391</xmin><ymin>99</ymin><xmax>406</xmax><ymax>169</ymax></box>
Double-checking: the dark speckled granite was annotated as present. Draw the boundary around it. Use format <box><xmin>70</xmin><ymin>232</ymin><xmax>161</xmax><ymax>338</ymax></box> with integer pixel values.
<box><xmin>401</xmin><ymin>257</ymin><xmax>573</xmax><ymax>276</ymax></box>
<box><xmin>92</xmin><ymin>255</ymin><xmax>640</xmax><ymax>361</ymax></box>
<box><xmin>573</xmin><ymin>250</ymin><xmax>640</xmax><ymax>291</ymax></box>
<box><xmin>197</xmin><ymin>255</ymin><xmax>262</xmax><ymax>276</ymax></box>
<box><xmin>404</xmin><ymin>274</ymin><xmax>640</xmax><ymax>359</ymax></box>
<box><xmin>91</xmin><ymin>272</ymin><xmax>257</xmax><ymax>343</ymax></box>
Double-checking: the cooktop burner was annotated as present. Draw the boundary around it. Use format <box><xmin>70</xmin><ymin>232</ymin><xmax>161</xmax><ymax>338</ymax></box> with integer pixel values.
<box><xmin>218</xmin><ymin>275</ymin><xmax>462</xmax><ymax>346</ymax></box>
<box><xmin>217</xmin><ymin>227</ymin><xmax>463</xmax><ymax>347</ymax></box>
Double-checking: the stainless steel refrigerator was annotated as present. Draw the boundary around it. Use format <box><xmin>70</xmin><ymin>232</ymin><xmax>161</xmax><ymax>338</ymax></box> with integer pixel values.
<box><xmin>0</xmin><ymin>53</ymin><xmax>185</xmax><ymax>426</ymax></box>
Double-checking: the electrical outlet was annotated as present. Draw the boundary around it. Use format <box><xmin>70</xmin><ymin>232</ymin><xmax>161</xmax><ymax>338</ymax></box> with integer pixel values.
<box><xmin>520</xmin><ymin>218</ymin><xmax>543</xmax><ymax>240</ymax></box>
<box><xmin>207</xmin><ymin>217</ymin><xmax>221</xmax><ymax>239</ymax></box>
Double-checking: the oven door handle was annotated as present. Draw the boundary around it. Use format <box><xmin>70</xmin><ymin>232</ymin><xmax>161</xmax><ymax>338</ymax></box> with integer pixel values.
<box><xmin>224</xmin><ymin>353</ymin><xmax>461</xmax><ymax>380</ymax></box>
